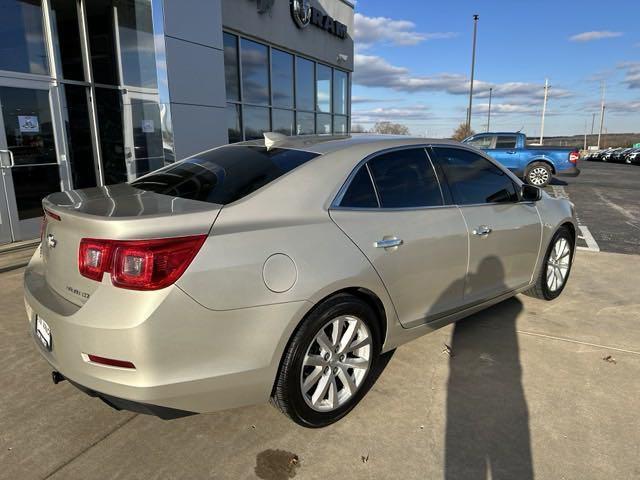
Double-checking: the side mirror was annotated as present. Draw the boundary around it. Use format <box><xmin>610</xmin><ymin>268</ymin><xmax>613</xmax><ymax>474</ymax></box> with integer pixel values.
<box><xmin>521</xmin><ymin>184</ymin><xmax>542</xmax><ymax>202</ymax></box>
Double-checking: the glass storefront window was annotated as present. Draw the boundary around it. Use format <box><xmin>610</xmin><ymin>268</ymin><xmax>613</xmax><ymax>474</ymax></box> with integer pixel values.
<box><xmin>316</xmin><ymin>64</ymin><xmax>331</xmax><ymax>113</ymax></box>
<box><xmin>272</xmin><ymin>49</ymin><xmax>293</xmax><ymax>109</ymax></box>
<box><xmin>334</xmin><ymin>115</ymin><xmax>348</xmax><ymax>135</ymax></box>
<box><xmin>296</xmin><ymin>57</ymin><xmax>314</xmax><ymax>112</ymax></box>
<box><xmin>95</xmin><ymin>88</ymin><xmax>126</xmax><ymax>184</ymax></box>
<box><xmin>243</xmin><ymin>105</ymin><xmax>270</xmax><ymax>140</ymax></box>
<box><xmin>227</xmin><ymin>103</ymin><xmax>242</xmax><ymax>143</ymax></box>
<box><xmin>272</xmin><ymin>109</ymin><xmax>294</xmax><ymax>136</ymax></box>
<box><xmin>118</xmin><ymin>0</ymin><xmax>158</xmax><ymax>89</ymax></box>
<box><xmin>316</xmin><ymin>113</ymin><xmax>331</xmax><ymax>135</ymax></box>
<box><xmin>0</xmin><ymin>0</ymin><xmax>48</xmax><ymax>75</ymax></box>
<box><xmin>224</xmin><ymin>33</ymin><xmax>240</xmax><ymax>102</ymax></box>
<box><xmin>241</xmin><ymin>39</ymin><xmax>269</xmax><ymax>105</ymax></box>
<box><xmin>333</xmin><ymin>70</ymin><xmax>348</xmax><ymax>116</ymax></box>
<box><xmin>50</xmin><ymin>0</ymin><xmax>85</xmax><ymax>81</ymax></box>
<box><xmin>296</xmin><ymin>112</ymin><xmax>314</xmax><ymax>135</ymax></box>
<box><xmin>85</xmin><ymin>1</ymin><xmax>119</xmax><ymax>85</ymax></box>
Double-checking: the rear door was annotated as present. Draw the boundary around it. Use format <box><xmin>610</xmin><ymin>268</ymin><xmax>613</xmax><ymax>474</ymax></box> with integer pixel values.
<box><xmin>430</xmin><ymin>146</ymin><xmax>541</xmax><ymax>304</ymax></box>
<box><xmin>330</xmin><ymin>147</ymin><xmax>469</xmax><ymax>328</ymax></box>
<box><xmin>491</xmin><ymin>135</ymin><xmax>521</xmax><ymax>172</ymax></box>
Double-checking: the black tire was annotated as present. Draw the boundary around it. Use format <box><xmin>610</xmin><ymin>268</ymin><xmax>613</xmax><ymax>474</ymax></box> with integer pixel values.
<box><xmin>525</xmin><ymin>162</ymin><xmax>553</xmax><ymax>187</ymax></box>
<box><xmin>524</xmin><ymin>226</ymin><xmax>574</xmax><ymax>301</ymax></box>
<box><xmin>271</xmin><ymin>293</ymin><xmax>381</xmax><ymax>428</ymax></box>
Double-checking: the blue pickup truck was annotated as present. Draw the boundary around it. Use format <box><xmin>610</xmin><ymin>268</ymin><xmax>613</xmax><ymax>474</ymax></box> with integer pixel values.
<box><xmin>463</xmin><ymin>132</ymin><xmax>580</xmax><ymax>187</ymax></box>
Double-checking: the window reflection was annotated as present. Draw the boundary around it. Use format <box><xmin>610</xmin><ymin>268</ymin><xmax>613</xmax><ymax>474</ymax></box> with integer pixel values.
<box><xmin>95</xmin><ymin>88</ymin><xmax>126</xmax><ymax>185</ymax></box>
<box><xmin>118</xmin><ymin>0</ymin><xmax>158</xmax><ymax>89</ymax></box>
<box><xmin>296</xmin><ymin>57</ymin><xmax>314</xmax><ymax>111</ymax></box>
<box><xmin>50</xmin><ymin>0</ymin><xmax>85</xmax><ymax>81</ymax></box>
<box><xmin>272</xmin><ymin>49</ymin><xmax>293</xmax><ymax>108</ymax></box>
<box><xmin>227</xmin><ymin>103</ymin><xmax>242</xmax><ymax>143</ymax></box>
<box><xmin>316</xmin><ymin>113</ymin><xmax>331</xmax><ymax>135</ymax></box>
<box><xmin>0</xmin><ymin>0</ymin><xmax>48</xmax><ymax>75</ymax></box>
<box><xmin>243</xmin><ymin>105</ymin><xmax>270</xmax><ymax>140</ymax></box>
<box><xmin>334</xmin><ymin>115</ymin><xmax>347</xmax><ymax>135</ymax></box>
<box><xmin>273</xmin><ymin>109</ymin><xmax>294</xmax><ymax>135</ymax></box>
<box><xmin>224</xmin><ymin>33</ymin><xmax>240</xmax><ymax>102</ymax></box>
<box><xmin>241</xmin><ymin>39</ymin><xmax>269</xmax><ymax>105</ymax></box>
<box><xmin>296</xmin><ymin>112</ymin><xmax>314</xmax><ymax>135</ymax></box>
<box><xmin>85</xmin><ymin>0</ymin><xmax>119</xmax><ymax>85</ymax></box>
<box><xmin>333</xmin><ymin>70</ymin><xmax>348</xmax><ymax>115</ymax></box>
<box><xmin>316</xmin><ymin>64</ymin><xmax>332</xmax><ymax>113</ymax></box>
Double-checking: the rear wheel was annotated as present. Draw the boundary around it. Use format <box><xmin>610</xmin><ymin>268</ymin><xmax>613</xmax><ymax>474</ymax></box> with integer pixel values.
<box><xmin>272</xmin><ymin>294</ymin><xmax>381</xmax><ymax>428</ymax></box>
<box><xmin>525</xmin><ymin>162</ymin><xmax>552</xmax><ymax>187</ymax></box>
<box><xmin>524</xmin><ymin>226</ymin><xmax>574</xmax><ymax>301</ymax></box>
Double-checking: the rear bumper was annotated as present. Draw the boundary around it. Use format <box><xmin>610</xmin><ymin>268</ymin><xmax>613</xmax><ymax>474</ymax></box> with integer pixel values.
<box><xmin>24</xmin><ymin>254</ymin><xmax>311</xmax><ymax>416</ymax></box>
<box><xmin>557</xmin><ymin>165</ymin><xmax>580</xmax><ymax>177</ymax></box>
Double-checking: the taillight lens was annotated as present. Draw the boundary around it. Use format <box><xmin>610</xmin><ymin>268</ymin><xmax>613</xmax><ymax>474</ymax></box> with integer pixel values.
<box><xmin>79</xmin><ymin>235</ymin><xmax>206</xmax><ymax>290</ymax></box>
<box><xmin>569</xmin><ymin>151</ymin><xmax>579</xmax><ymax>164</ymax></box>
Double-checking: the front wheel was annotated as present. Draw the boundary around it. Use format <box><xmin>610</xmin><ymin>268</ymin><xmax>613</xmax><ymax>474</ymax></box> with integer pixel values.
<box><xmin>271</xmin><ymin>294</ymin><xmax>381</xmax><ymax>428</ymax></box>
<box><xmin>524</xmin><ymin>226</ymin><xmax>574</xmax><ymax>301</ymax></box>
<box><xmin>525</xmin><ymin>162</ymin><xmax>553</xmax><ymax>187</ymax></box>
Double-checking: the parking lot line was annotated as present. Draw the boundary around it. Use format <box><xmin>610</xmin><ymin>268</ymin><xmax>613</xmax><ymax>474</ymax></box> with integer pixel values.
<box><xmin>549</xmin><ymin>185</ymin><xmax>600</xmax><ymax>253</ymax></box>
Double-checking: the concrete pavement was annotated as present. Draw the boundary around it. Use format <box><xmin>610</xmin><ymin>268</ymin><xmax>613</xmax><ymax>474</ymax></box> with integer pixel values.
<box><xmin>1</xmin><ymin>250</ymin><xmax>639</xmax><ymax>479</ymax></box>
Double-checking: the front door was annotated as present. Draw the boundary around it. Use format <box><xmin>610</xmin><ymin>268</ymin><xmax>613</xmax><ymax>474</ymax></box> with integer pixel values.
<box><xmin>330</xmin><ymin>147</ymin><xmax>469</xmax><ymax>328</ymax></box>
<box><xmin>0</xmin><ymin>84</ymin><xmax>62</xmax><ymax>243</ymax></box>
<box><xmin>430</xmin><ymin>146</ymin><xmax>541</xmax><ymax>303</ymax></box>
<box><xmin>491</xmin><ymin>134</ymin><xmax>521</xmax><ymax>172</ymax></box>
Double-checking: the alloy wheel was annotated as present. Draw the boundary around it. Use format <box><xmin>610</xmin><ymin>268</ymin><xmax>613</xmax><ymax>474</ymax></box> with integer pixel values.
<box><xmin>529</xmin><ymin>167</ymin><xmax>550</xmax><ymax>186</ymax></box>
<box><xmin>300</xmin><ymin>315</ymin><xmax>372</xmax><ymax>412</ymax></box>
<box><xmin>546</xmin><ymin>237</ymin><xmax>571</xmax><ymax>292</ymax></box>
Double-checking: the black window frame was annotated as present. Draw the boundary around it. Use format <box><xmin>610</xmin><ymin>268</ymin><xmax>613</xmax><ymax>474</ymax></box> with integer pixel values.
<box><xmin>334</xmin><ymin>146</ymin><xmax>446</xmax><ymax>210</ymax></box>
<box><xmin>428</xmin><ymin>146</ymin><xmax>522</xmax><ymax>206</ymax></box>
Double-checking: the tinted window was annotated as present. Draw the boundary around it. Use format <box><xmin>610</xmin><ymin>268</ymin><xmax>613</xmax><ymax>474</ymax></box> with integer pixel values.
<box><xmin>272</xmin><ymin>49</ymin><xmax>293</xmax><ymax>108</ymax></box>
<box><xmin>433</xmin><ymin>148</ymin><xmax>519</xmax><ymax>205</ymax></box>
<box><xmin>340</xmin><ymin>167</ymin><xmax>378</xmax><ymax>208</ymax></box>
<box><xmin>131</xmin><ymin>146</ymin><xmax>319</xmax><ymax>205</ymax></box>
<box><xmin>223</xmin><ymin>33</ymin><xmax>240</xmax><ymax>101</ymax></box>
<box><xmin>296</xmin><ymin>58</ymin><xmax>314</xmax><ymax>111</ymax></box>
<box><xmin>241</xmin><ymin>39</ymin><xmax>269</xmax><ymax>105</ymax></box>
<box><xmin>243</xmin><ymin>105</ymin><xmax>270</xmax><ymax>140</ymax></box>
<box><xmin>466</xmin><ymin>135</ymin><xmax>493</xmax><ymax>149</ymax></box>
<box><xmin>368</xmin><ymin>149</ymin><xmax>443</xmax><ymax>208</ymax></box>
<box><xmin>495</xmin><ymin>136</ymin><xmax>517</xmax><ymax>149</ymax></box>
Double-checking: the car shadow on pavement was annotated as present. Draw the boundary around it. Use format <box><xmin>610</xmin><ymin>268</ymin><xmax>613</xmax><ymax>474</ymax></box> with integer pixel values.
<box><xmin>442</xmin><ymin>257</ymin><xmax>534</xmax><ymax>480</ymax></box>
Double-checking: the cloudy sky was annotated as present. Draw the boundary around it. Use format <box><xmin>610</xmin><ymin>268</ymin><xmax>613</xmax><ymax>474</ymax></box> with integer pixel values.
<box><xmin>351</xmin><ymin>0</ymin><xmax>640</xmax><ymax>137</ymax></box>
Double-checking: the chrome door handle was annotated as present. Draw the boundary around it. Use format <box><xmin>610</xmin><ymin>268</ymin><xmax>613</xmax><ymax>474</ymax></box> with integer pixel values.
<box><xmin>0</xmin><ymin>149</ymin><xmax>15</xmax><ymax>168</ymax></box>
<box><xmin>472</xmin><ymin>225</ymin><xmax>492</xmax><ymax>236</ymax></box>
<box><xmin>374</xmin><ymin>237</ymin><xmax>403</xmax><ymax>249</ymax></box>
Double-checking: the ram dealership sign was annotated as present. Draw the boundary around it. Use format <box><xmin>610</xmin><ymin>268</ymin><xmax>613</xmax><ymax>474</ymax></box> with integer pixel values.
<box><xmin>290</xmin><ymin>0</ymin><xmax>348</xmax><ymax>39</ymax></box>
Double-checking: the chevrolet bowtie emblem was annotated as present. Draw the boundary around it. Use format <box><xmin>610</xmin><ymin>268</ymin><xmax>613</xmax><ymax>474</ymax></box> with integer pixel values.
<box><xmin>47</xmin><ymin>234</ymin><xmax>57</xmax><ymax>249</ymax></box>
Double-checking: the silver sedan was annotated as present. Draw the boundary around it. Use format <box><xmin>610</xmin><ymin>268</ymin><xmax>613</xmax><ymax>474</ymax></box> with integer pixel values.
<box><xmin>25</xmin><ymin>134</ymin><xmax>576</xmax><ymax>427</ymax></box>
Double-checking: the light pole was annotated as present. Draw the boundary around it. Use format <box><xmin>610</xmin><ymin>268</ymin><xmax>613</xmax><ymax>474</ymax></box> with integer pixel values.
<box><xmin>466</xmin><ymin>14</ymin><xmax>479</xmax><ymax>130</ymax></box>
<box><xmin>597</xmin><ymin>81</ymin><xmax>606</xmax><ymax>149</ymax></box>
<box><xmin>486</xmin><ymin>87</ymin><xmax>493</xmax><ymax>132</ymax></box>
<box><xmin>539</xmin><ymin>78</ymin><xmax>549</xmax><ymax>145</ymax></box>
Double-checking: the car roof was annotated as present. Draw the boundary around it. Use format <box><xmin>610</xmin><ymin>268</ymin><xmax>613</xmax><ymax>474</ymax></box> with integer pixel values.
<box><xmin>235</xmin><ymin>134</ymin><xmax>462</xmax><ymax>156</ymax></box>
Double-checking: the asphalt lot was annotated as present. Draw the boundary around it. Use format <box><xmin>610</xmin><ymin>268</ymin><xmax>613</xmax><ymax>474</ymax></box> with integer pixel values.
<box><xmin>1</xmin><ymin>158</ymin><xmax>639</xmax><ymax>479</ymax></box>
<box><xmin>548</xmin><ymin>159</ymin><xmax>640</xmax><ymax>256</ymax></box>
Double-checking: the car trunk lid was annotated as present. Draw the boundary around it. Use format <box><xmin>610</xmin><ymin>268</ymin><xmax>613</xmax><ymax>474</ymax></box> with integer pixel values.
<box><xmin>41</xmin><ymin>184</ymin><xmax>221</xmax><ymax>306</ymax></box>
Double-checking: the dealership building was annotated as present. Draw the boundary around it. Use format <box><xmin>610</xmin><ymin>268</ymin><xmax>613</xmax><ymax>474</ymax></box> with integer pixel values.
<box><xmin>0</xmin><ymin>0</ymin><xmax>354</xmax><ymax>244</ymax></box>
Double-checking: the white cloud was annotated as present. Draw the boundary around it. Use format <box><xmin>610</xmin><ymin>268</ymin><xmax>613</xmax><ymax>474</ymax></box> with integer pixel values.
<box><xmin>619</xmin><ymin>62</ymin><xmax>640</xmax><ymax>89</ymax></box>
<box><xmin>353</xmin><ymin>54</ymin><xmax>572</xmax><ymax>100</ymax></box>
<box><xmin>354</xmin><ymin>13</ymin><xmax>457</xmax><ymax>49</ymax></box>
<box><xmin>352</xmin><ymin>105</ymin><xmax>431</xmax><ymax>123</ymax></box>
<box><xmin>569</xmin><ymin>31</ymin><xmax>623</xmax><ymax>42</ymax></box>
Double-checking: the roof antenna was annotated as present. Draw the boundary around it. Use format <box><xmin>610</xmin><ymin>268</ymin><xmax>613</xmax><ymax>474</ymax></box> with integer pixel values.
<box><xmin>517</xmin><ymin>126</ymin><xmax>524</xmax><ymax>133</ymax></box>
<box><xmin>264</xmin><ymin>132</ymin><xmax>287</xmax><ymax>150</ymax></box>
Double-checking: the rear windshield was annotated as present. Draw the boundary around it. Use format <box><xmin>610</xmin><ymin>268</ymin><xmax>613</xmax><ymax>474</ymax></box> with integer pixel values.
<box><xmin>131</xmin><ymin>146</ymin><xmax>319</xmax><ymax>205</ymax></box>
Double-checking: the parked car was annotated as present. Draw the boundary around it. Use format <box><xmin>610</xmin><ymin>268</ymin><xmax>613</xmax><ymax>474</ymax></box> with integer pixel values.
<box><xmin>602</xmin><ymin>148</ymin><xmax>623</xmax><ymax>162</ymax></box>
<box><xmin>25</xmin><ymin>135</ymin><xmax>577</xmax><ymax>427</ymax></box>
<box><xmin>611</xmin><ymin>148</ymin><xmax>634</xmax><ymax>163</ymax></box>
<box><xmin>624</xmin><ymin>148</ymin><xmax>640</xmax><ymax>164</ymax></box>
<box><xmin>463</xmin><ymin>132</ymin><xmax>580</xmax><ymax>187</ymax></box>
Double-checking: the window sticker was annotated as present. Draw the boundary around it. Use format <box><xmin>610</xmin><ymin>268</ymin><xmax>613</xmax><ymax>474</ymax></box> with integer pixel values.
<box><xmin>18</xmin><ymin>116</ymin><xmax>39</xmax><ymax>133</ymax></box>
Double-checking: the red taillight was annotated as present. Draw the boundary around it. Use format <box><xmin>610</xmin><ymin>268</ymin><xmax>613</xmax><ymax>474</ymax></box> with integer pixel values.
<box><xmin>87</xmin><ymin>354</ymin><xmax>136</xmax><ymax>369</ymax></box>
<box><xmin>79</xmin><ymin>235</ymin><xmax>206</xmax><ymax>290</ymax></box>
<box><xmin>569</xmin><ymin>151</ymin><xmax>579</xmax><ymax>164</ymax></box>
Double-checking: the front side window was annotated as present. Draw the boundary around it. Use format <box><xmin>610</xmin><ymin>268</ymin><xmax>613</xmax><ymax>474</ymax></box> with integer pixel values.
<box><xmin>495</xmin><ymin>136</ymin><xmax>517</xmax><ymax>149</ymax></box>
<box><xmin>367</xmin><ymin>149</ymin><xmax>443</xmax><ymax>208</ymax></box>
<box><xmin>466</xmin><ymin>135</ymin><xmax>493</xmax><ymax>149</ymax></box>
<box><xmin>432</xmin><ymin>147</ymin><xmax>519</xmax><ymax>205</ymax></box>
<box><xmin>131</xmin><ymin>146</ymin><xmax>319</xmax><ymax>205</ymax></box>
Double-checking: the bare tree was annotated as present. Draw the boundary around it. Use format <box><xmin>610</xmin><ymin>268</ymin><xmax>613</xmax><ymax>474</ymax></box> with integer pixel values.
<box><xmin>372</xmin><ymin>121</ymin><xmax>410</xmax><ymax>135</ymax></box>
<box><xmin>351</xmin><ymin>124</ymin><xmax>368</xmax><ymax>133</ymax></box>
<box><xmin>451</xmin><ymin>122</ymin><xmax>475</xmax><ymax>142</ymax></box>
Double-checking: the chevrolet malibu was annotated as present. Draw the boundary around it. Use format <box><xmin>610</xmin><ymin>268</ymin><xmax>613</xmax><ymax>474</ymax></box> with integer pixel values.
<box><xmin>25</xmin><ymin>135</ymin><xmax>576</xmax><ymax>428</ymax></box>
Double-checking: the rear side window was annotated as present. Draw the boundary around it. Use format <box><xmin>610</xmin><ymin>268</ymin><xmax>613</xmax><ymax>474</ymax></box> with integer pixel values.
<box><xmin>495</xmin><ymin>136</ymin><xmax>517</xmax><ymax>149</ymax></box>
<box><xmin>340</xmin><ymin>167</ymin><xmax>378</xmax><ymax>208</ymax></box>
<box><xmin>367</xmin><ymin>148</ymin><xmax>443</xmax><ymax>208</ymax></box>
<box><xmin>432</xmin><ymin>147</ymin><xmax>519</xmax><ymax>205</ymax></box>
<box><xmin>131</xmin><ymin>146</ymin><xmax>319</xmax><ymax>205</ymax></box>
